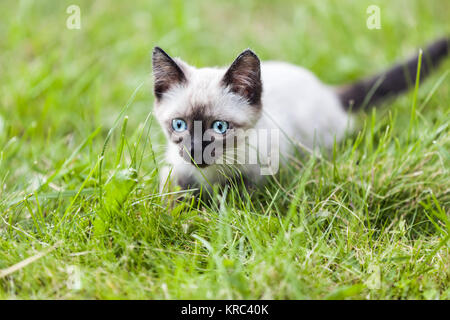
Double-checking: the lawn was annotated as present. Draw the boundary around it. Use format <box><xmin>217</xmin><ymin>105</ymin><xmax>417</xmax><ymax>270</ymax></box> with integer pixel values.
<box><xmin>0</xmin><ymin>0</ymin><xmax>449</xmax><ymax>299</ymax></box>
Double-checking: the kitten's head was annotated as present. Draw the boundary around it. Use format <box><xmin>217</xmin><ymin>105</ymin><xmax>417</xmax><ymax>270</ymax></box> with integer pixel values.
<box><xmin>152</xmin><ymin>47</ymin><xmax>262</xmax><ymax>168</ymax></box>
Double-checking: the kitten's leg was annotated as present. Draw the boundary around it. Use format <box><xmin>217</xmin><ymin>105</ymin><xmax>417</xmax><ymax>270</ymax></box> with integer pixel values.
<box><xmin>159</xmin><ymin>165</ymin><xmax>172</xmax><ymax>194</ymax></box>
<box><xmin>236</xmin><ymin>165</ymin><xmax>264</xmax><ymax>196</ymax></box>
<box><xmin>159</xmin><ymin>163</ymin><xmax>200</xmax><ymax>202</ymax></box>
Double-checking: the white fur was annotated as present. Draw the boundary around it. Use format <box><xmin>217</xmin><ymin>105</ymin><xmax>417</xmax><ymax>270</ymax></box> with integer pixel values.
<box><xmin>257</xmin><ymin>61</ymin><xmax>352</xmax><ymax>154</ymax></box>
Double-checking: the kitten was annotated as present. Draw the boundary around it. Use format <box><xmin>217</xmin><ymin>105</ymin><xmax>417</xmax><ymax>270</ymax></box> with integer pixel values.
<box><xmin>152</xmin><ymin>38</ymin><xmax>449</xmax><ymax>194</ymax></box>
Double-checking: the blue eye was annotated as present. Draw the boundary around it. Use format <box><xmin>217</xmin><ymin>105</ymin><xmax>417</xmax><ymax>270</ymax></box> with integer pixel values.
<box><xmin>172</xmin><ymin>119</ymin><xmax>187</xmax><ymax>132</ymax></box>
<box><xmin>212</xmin><ymin>120</ymin><xmax>229</xmax><ymax>134</ymax></box>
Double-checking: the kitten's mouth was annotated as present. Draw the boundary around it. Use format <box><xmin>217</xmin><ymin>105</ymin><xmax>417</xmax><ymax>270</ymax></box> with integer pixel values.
<box><xmin>191</xmin><ymin>161</ymin><xmax>209</xmax><ymax>169</ymax></box>
<box><xmin>180</xmin><ymin>146</ymin><xmax>217</xmax><ymax>168</ymax></box>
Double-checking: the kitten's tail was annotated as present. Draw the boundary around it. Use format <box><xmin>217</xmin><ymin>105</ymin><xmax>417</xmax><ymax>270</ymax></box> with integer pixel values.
<box><xmin>337</xmin><ymin>37</ymin><xmax>450</xmax><ymax>111</ymax></box>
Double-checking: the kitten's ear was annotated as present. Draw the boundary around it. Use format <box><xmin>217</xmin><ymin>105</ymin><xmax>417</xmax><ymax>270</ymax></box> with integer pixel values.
<box><xmin>221</xmin><ymin>49</ymin><xmax>262</xmax><ymax>105</ymax></box>
<box><xmin>152</xmin><ymin>47</ymin><xmax>187</xmax><ymax>100</ymax></box>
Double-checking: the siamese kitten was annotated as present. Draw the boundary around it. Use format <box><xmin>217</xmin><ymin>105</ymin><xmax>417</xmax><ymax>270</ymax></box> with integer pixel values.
<box><xmin>152</xmin><ymin>38</ymin><xmax>449</xmax><ymax>193</ymax></box>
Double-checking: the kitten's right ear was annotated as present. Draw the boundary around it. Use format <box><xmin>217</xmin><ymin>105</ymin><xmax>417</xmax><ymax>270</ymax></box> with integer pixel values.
<box><xmin>152</xmin><ymin>47</ymin><xmax>187</xmax><ymax>100</ymax></box>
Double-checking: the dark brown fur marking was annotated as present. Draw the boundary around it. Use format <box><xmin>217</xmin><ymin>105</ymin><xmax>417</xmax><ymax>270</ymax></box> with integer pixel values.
<box><xmin>152</xmin><ymin>47</ymin><xmax>186</xmax><ymax>100</ymax></box>
<box><xmin>338</xmin><ymin>37</ymin><xmax>450</xmax><ymax>111</ymax></box>
<box><xmin>222</xmin><ymin>49</ymin><xmax>262</xmax><ymax>106</ymax></box>
<box><xmin>167</xmin><ymin>105</ymin><xmax>230</xmax><ymax>168</ymax></box>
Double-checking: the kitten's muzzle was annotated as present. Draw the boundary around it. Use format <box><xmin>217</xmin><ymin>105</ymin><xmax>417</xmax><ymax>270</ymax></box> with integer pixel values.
<box><xmin>179</xmin><ymin>138</ymin><xmax>218</xmax><ymax>168</ymax></box>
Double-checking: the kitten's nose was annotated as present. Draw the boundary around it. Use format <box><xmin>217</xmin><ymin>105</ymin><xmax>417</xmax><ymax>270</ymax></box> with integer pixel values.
<box><xmin>185</xmin><ymin>140</ymin><xmax>214</xmax><ymax>168</ymax></box>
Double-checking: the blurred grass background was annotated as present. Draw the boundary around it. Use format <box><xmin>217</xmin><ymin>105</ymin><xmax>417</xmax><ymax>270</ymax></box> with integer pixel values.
<box><xmin>0</xmin><ymin>0</ymin><xmax>449</xmax><ymax>299</ymax></box>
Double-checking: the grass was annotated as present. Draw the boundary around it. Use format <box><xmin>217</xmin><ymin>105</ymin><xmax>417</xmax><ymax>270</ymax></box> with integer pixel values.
<box><xmin>0</xmin><ymin>0</ymin><xmax>449</xmax><ymax>299</ymax></box>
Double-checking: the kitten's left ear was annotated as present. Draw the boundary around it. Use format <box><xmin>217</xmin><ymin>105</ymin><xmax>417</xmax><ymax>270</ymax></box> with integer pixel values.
<box><xmin>221</xmin><ymin>49</ymin><xmax>262</xmax><ymax>105</ymax></box>
<box><xmin>152</xmin><ymin>47</ymin><xmax>187</xmax><ymax>100</ymax></box>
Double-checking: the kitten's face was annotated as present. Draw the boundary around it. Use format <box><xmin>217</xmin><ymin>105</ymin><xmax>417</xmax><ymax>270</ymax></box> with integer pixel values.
<box><xmin>152</xmin><ymin>47</ymin><xmax>262</xmax><ymax>168</ymax></box>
